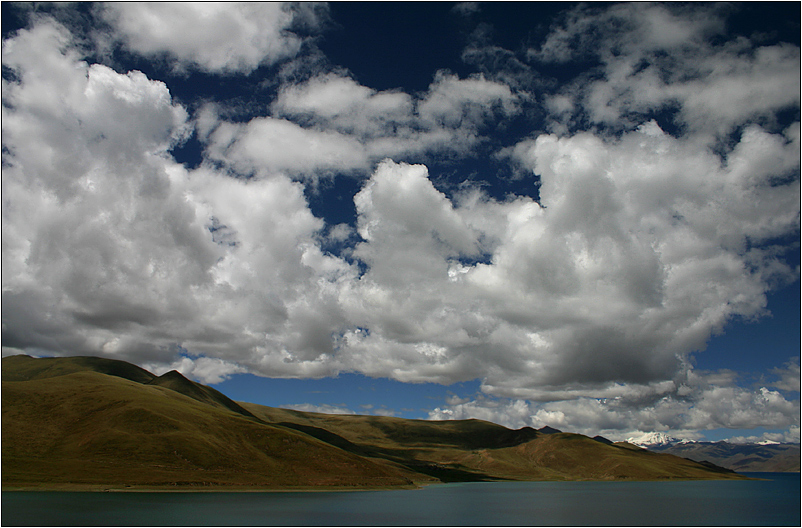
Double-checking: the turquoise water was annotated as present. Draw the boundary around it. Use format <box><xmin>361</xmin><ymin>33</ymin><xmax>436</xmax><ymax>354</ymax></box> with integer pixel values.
<box><xmin>3</xmin><ymin>473</ymin><xmax>799</xmax><ymax>526</ymax></box>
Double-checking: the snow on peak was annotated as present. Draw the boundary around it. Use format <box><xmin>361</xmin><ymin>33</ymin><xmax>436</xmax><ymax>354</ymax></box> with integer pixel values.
<box><xmin>626</xmin><ymin>432</ymin><xmax>691</xmax><ymax>447</ymax></box>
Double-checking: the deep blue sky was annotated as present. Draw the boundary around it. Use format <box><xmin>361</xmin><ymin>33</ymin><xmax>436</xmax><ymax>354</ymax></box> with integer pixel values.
<box><xmin>1</xmin><ymin>2</ymin><xmax>799</xmax><ymax>443</ymax></box>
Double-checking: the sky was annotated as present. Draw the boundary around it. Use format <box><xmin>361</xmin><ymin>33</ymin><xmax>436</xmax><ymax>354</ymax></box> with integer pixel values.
<box><xmin>1</xmin><ymin>2</ymin><xmax>799</xmax><ymax>444</ymax></box>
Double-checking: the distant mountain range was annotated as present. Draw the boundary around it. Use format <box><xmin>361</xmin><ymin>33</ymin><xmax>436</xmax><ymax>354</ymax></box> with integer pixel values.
<box><xmin>627</xmin><ymin>432</ymin><xmax>800</xmax><ymax>473</ymax></box>
<box><xmin>2</xmin><ymin>355</ymin><xmax>749</xmax><ymax>490</ymax></box>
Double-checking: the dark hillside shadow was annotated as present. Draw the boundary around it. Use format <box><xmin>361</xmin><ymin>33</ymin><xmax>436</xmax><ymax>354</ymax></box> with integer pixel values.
<box><xmin>277</xmin><ymin>421</ymin><xmax>501</xmax><ymax>483</ymax></box>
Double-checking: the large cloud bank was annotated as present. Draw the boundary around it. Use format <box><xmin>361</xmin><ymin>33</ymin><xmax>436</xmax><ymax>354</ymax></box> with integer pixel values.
<box><xmin>2</xmin><ymin>3</ymin><xmax>799</xmax><ymax>439</ymax></box>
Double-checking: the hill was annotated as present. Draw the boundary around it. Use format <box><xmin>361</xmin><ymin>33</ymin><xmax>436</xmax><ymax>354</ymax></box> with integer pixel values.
<box><xmin>2</xmin><ymin>355</ymin><xmax>747</xmax><ymax>490</ymax></box>
<box><xmin>1</xmin><ymin>354</ymin><xmax>155</xmax><ymax>384</ymax></box>
<box><xmin>240</xmin><ymin>403</ymin><xmax>741</xmax><ymax>482</ymax></box>
<box><xmin>2</xmin><ymin>374</ymin><xmax>415</xmax><ymax>490</ymax></box>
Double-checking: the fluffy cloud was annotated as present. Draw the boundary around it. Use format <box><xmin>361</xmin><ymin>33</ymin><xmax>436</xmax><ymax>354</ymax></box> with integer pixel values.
<box><xmin>2</xmin><ymin>6</ymin><xmax>799</xmax><ymax>440</ymax></box>
<box><xmin>770</xmin><ymin>360</ymin><xmax>801</xmax><ymax>393</ymax></box>
<box><xmin>417</xmin><ymin>71</ymin><xmax>519</xmax><ymax>128</ymax></box>
<box><xmin>257</xmin><ymin>71</ymin><xmax>521</xmax><ymax>172</ymax></box>
<box><xmin>482</xmin><ymin>121</ymin><xmax>797</xmax><ymax>395</ymax></box>
<box><xmin>727</xmin><ymin>425</ymin><xmax>800</xmax><ymax>445</ymax></box>
<box><xmin>204</xmin><ymin>117</ymin><xmax>370</xmax><ymax>176</ymax></box>
<box><xmin>4</xmin><ymin>22</ymin><xmax>797</xmax><ymax>395</ymax></box>
<box><xmin>98</xmin><ymin>3</ymin><xmax>323</xmax><ymax>73</ymax></box>
<box><xmin>1</xmin><ymin>18</ymin><xmax>354</xmax><ymax>378</ymax></box>
<box><xmin>2</xmin><ymin>20</ymin><xmax>201</xmax><ymax>363</ymax></box>
<box><xmin>273</xmin><ymin>71</ymin><xmax>519</xmax><ymax>134</ymax></box>
<box><xmin>320</xmin><ymin>119</ymin><xmax>796</xmax><ymax>398</ymax></box>
<box><xmin>429</xmin><ymin>367</ymin><xmax>800</xmax><ymax>442</ymax></box>
<box><xmin>143</xmin><ymin>354</ymin><xmax>248</xmax><ymax>385</ymax></box>
<box><xmin>272</xmin><ymin>73</ymin><xmax>415</xmax><ymax>136</ymax></box>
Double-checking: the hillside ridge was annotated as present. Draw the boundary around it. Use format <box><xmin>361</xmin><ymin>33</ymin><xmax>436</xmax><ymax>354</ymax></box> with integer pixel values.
<box><xmin>145</xmin><ymin>369</ymin><xmax>259</xmax><ymax>420</ymax></box>
<box><xmin>2</xmin><ymin>355</ymin><xmax>747</xmax><ymax>490</ymax></box>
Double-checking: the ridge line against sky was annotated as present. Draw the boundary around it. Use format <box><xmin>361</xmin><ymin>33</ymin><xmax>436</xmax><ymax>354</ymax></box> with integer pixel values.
<box><xmin>1</xmin><ymin>2</ymin><xmax>799</xmax><ymax>443</ymax></box>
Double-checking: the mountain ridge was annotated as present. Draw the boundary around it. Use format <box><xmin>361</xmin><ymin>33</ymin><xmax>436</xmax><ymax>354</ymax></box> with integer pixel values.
<box><xmin>625</xmin><ymin>428</ymin><xmax>800</xmax><ymax>472</ymax></box>
<box><xmin>2</xmin><ymin>355</ymin><xmax>749</xmax><ymax>490</ymax></box>
<box><xmin>647</xmin><ymin>440</ymin><xmax>800</xmax><ymax>473</ymax></box>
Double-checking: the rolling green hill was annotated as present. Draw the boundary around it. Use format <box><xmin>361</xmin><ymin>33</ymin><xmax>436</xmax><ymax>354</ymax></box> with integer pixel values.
<box><xmin>2</xmin><ymin>355</ymin><xmax>746</xmax><ymax>490</ymax></box>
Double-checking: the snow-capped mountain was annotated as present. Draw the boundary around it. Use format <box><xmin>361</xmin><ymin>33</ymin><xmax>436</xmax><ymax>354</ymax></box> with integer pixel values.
<box><xmin>626</xmin><ymin>432</ymin><xmax>694</xmax><ymax>448</ymax></box>
<box><xmin>625</xmin><ymin>432</ymin><xmax>800</xmax><ymax>472</ymax></box>
<box><xmin>652</xmin><ymin>440</ymin><xmax>801</xmax><ymax>472</ymax></box>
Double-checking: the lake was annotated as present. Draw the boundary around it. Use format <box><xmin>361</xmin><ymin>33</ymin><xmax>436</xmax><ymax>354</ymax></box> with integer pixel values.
<box><xmin>3</xmin><ymin>473</ymin><xmax>799</xmax><ymax>526</ymax></box>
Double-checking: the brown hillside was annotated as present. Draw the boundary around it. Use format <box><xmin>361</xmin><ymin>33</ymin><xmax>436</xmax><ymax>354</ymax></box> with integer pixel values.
<box><xmin>240</xmin><ymin>402</ymin><xmax>744</xmax><ymax>483</ymax></box>
<box><xmin>1</xmin><ymin>354</ymin><xmax>155</xmax><ymax>384</ymax></box>
<box><xmin>2</xmin><ymin>369</ymin><xmax>417</xmax><ymax>490</ymax></box>
<box><xmin>2</xmin><ymin>355</ymin><xmax>747</xmax><ymax>490</ymax></box>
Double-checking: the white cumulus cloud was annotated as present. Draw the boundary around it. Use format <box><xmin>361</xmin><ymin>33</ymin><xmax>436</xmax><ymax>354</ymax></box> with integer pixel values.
<box><xmin>2</xmin><ymin>5</ymin><xmax>798</xmax><ymax>440</ymax></box>
<box><xmin>98</xmin><ymin>2</ymin><xmax>323</xmax><ymax>73</ymax></box>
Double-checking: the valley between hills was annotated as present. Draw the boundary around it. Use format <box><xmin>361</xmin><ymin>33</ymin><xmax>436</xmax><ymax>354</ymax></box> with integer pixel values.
<box><xmin>2</xmin><ymin>355</ymin><xmax>748</xmax><ymax>491</ymax></box>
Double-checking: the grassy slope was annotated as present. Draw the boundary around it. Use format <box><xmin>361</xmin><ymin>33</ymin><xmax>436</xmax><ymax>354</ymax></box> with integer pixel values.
<box><xmin>2</xmin><ymin>367</ymin><xmax>416</xmax><ymax>490</ymax></box>
<box><xmin>456</xmin><ymin>433</ymin><xmax>742</xmax><ymax>481</ymax></box>
<box><xmin>242</xmin><ymin>403</ymin><xmax>743</xmax><ymax>482</ymax></box>
<box><xmin>146</xmin><ymin>369</ymin><xmax>259</xmax><ymax>420</ymax></box>
<box><xmin>2</xmin><ymin>355</ymin><xmax>746</xmax><ymax>489</ymax></box>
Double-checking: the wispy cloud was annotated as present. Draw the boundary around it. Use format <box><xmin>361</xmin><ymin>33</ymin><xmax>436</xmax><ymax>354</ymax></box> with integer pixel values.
<box><xmin>283</xmin><ymin>403</ymin><xmax>356</xmax><ymax>415</ymax></box>
<box><xmin>532</xmin><ymin>3</ymin><xmax>799</xmax><ymax>136</ymax></box>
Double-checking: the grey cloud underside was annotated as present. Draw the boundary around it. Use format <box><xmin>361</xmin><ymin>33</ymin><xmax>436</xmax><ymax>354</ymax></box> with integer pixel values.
<box><xmin>1</xmin><ymin>3</ymin><xmax>799</xmax><ymax>436</ymax></box>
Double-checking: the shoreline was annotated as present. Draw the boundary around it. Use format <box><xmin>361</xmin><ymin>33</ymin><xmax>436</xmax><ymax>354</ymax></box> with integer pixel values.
<box><xmin>1</xmin><ymin>483</ymin><xmax>427</xmax><ymax>493</ymax></box>
<box><xmin>3</xmin><ymin>474</ymin><xmax>762</xmax><ymax>493</ymax></box>
<box><xmin>2</xmin><ymin>486</ymin><xmax>423</xmax><ymax>493</ymax></box>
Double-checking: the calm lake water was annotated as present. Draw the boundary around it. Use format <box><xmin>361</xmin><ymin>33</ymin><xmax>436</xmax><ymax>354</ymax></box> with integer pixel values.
<box><xmin>3</xmin><ymin>473</ymin><xmax>799</xmax><ymax>526</ymax></box>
